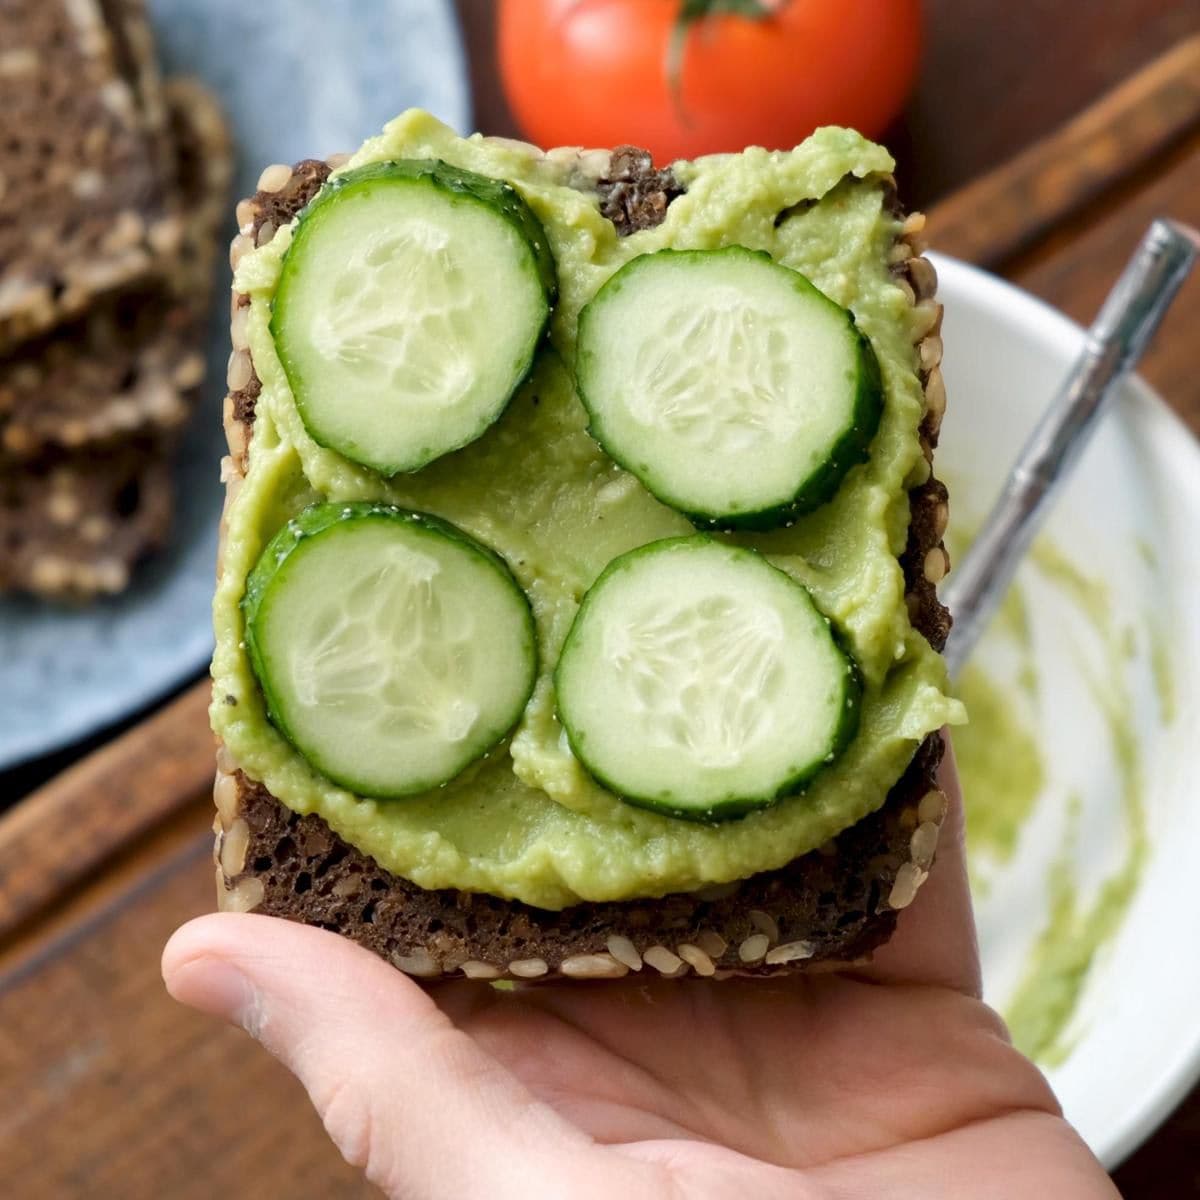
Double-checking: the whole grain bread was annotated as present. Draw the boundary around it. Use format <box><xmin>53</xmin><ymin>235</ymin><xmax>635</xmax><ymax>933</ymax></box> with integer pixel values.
<box><xmin>0</xmin><ymin>80</ymin><xmax>230</xmax><ymax>598</ymax></box>
<box><xmin>0</xmin><ymin>0</ymin><xmax>183</xmax><ymax>350</ymax></box>
<box><xmin>0</xmin><ymin>309</ymin><xmax>200</xmax><ymax>460</ymax></box>
<box><xmin>0</xmin><ymin>79</ymin><xmax>230</xmax><ymax>461</ymax></box>
<box><xmin>0</xmin><ymin>438</ymin><xmax>172</xmax><ymax>598</ymax></box>
<box><xmin>95</xmin><ymin>0</ymin><xmax>174</xmax><ymax>182</ymax></box>
<box><xmin>213</xmin><ymin>148</ymin><xmax>953</xmax><ymax>981</ymax></box>
<box><xmin>163</xmin><ymin>78</ymin><xmax>234</xmax><ymax>299</ymax></box>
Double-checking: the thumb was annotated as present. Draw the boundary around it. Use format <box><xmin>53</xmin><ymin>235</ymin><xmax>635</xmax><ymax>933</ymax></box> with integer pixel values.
<box><xmin>162</xmin><ymin>913</ymin><xmax>647</xmax><ymax>1199</ymax></box>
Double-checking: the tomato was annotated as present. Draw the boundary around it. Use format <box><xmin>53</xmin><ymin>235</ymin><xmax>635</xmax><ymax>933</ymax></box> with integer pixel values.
<box><xmin>497</xmin><ymin>0</ymin><xmax>921</xmax><ymax>163</ymax></box>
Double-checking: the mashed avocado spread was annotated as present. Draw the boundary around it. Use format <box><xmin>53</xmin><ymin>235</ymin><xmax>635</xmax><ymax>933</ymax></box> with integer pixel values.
<box><xmin>211</xmin><ymin>111</ymin><xmax>964</xmax><ymax>909</ymax></box>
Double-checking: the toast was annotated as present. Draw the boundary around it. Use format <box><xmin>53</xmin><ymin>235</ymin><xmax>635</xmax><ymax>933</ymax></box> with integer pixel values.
<box><xmin>211</xmin><ymin>140</ymin><xmax>954</xmax><ymax>981</ymax></box>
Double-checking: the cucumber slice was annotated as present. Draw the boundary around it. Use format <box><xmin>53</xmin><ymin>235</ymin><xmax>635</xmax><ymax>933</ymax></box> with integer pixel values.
<box><xmin>575</xmin><ymin>247</ymin><xmax>882</xmax><ymax>528</ymax></box>
<box><xmin>555</xmin><ymin>537</ymin><xmax>859</xmax><ymax>820</ymax></box>
<box><xmin>244</xmin><ymin>502</ymin><xmax>537</xmax><ymax>798</ymax></box>
<box><xmin>272</xmin><ymin>160</ymin><xmax>556</xmax><ymax>476</ymax></box>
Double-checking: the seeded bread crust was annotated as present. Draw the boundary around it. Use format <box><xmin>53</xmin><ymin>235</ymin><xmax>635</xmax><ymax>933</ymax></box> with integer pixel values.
<box><xmin>213</xmin><ymin>148</ymin><xmax>953</xmax><ymax>981</ymax></box>
<box><xmin>0</xmin><ymin>0</ymin><xmax>183</xmax><ymax>351</ymax></box>
<box><xmin>0</xmin><ymin>80</ymin><xmax>230</xmax><ymax>599</ymax></box>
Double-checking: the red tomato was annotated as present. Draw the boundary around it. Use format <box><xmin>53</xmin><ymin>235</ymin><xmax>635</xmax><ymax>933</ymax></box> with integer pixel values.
<box><xmin>497</xmin><ymin>0</ymin><xmax>921</xmax><ymax>163</ymax></box>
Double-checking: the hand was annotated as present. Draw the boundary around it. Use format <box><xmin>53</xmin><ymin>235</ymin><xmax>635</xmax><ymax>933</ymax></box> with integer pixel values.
<box><xmin>163</xmin><ymin>743</ymin><xmax>1118</xmax><ymax>1199</ymax></box>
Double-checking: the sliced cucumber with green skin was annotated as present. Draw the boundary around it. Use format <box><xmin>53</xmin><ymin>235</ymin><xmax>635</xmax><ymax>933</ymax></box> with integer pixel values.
<box><xmin>272</xmin><ymin>160</ymin><xmax>556</xmax><ymax>476</ymax></box>
<box><xmin>555</xmin><ymin>536</ymin><xmax>860</xmax><ymax>821</ymax></box>
<box><xmin>575</xmin><ymin>247</ymin><xmax>883</xmax><ymax>529</ymax></box>
<box><xmin>244</xmin><ymin>502</ymin><xmax>537</xmax><ymax>799</ymax></box>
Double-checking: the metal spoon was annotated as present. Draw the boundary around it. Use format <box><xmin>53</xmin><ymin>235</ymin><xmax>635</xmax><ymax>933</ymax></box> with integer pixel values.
<box><xmin>941</xmin><ymin>218</ymin><xmax>1198</xmax><ymax>680</ymax></box>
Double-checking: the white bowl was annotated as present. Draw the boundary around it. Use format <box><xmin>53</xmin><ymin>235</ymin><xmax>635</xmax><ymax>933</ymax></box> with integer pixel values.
<box><xmin>934</xmin><ymin>255</ymin><xmax>1200</xmax><ymax>1168</ymax></box>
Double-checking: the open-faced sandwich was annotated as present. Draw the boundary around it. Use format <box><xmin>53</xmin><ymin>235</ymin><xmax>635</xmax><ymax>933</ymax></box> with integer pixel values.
<box><xmin>211</xmin><ymin>112</ymin><xmax>964</xmax><ymax>981</ymax></box>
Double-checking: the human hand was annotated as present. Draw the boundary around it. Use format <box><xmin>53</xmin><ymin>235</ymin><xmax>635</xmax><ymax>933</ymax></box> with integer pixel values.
<box><xmin>163</xmin><ymin>745</ymin><xmax>1118</xmax><ymax>1199</ymax></box>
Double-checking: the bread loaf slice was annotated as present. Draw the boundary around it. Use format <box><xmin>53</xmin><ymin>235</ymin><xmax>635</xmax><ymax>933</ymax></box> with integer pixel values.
<box><xmin>95</xmin><ymin>0</ymin><xmax>174</xmax><ymax>182</ymax></box>
<box><xmin>0</xmin><ymin>79</ymin><xmax>230</xmax><ymax>461</ymax></box>
<box><xmin>0</xmin><ymin>0</ymin><xmax>184</xmax><ymax>350</ymax></box>
<box><xmin>213</xmin><ymin>146</ymin><xmax>954</xmax><ymax>981</ymax></box>
<box><xmin>0</xmin><ymin>79</ymin><xmax>231</xmax><ymax>598</ymax></box>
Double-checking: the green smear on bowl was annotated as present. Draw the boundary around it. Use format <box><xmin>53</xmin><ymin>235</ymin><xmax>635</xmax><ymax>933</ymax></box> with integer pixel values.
<box><xmin>1005</xmin><ymin>703</ymin><xmax>1147</xmax><ymax>1067</ymax></box>
<box><xmin>1147</xmin><ymin>616</ymin><xmax>1177</xmax><ymax>726</ymax></box>
<box><xmin>997</xmin><ymin>544</ymin><xmax>1147</xmax><ymax>1064</ymax></box>
<box><xmin>1030</xmin><ymin>540</ymin><xmax>1111</xmax><ymax>631</ymax></box>
<box><xmin>957</xmin><ymin>663</ymin><xmax>1044</xmax><ymax>865</ymax></box>
<box><xmin>951</xmin><ymin>510</ymin><xmax>1152</xmax><ymax>1065</ymax></box>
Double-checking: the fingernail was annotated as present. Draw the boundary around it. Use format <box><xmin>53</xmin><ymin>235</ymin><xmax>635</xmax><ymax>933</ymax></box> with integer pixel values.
<box><xmin>170</xmin><ymin>956</ymin><xmax>259</xmax><ymax>1032</ymax></box>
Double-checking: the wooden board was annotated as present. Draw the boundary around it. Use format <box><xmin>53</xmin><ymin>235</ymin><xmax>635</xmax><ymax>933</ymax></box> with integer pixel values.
<box><xmin>0</xmin><ymin>812</ymin><xmax>373</xmax><ymax>1199</ymax></box>
<box><xmin>924</xmin><ymin>36</ymin><xmax>1200</xmax><ymax>269</ymax></box>
<box><xmin>1008</xmin><ymin>128</ymin><xmax>1200</xmax><ymax>434</ymax></box>
<box><xmin>0</xmin><ymin>683</ymin><xmax>213</xmax><ymax>942</ymax></box>
<box><xmin>1</xmin><ymin>34</ymin><xmax>1198</xmax><ymax>1200</ymax></box>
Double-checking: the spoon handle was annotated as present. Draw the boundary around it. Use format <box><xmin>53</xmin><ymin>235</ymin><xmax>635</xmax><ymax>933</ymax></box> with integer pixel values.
<box><xmin>941</xmin><ymin>219</ymin><xmax>1198</xmax><ymax>680</ymax></box>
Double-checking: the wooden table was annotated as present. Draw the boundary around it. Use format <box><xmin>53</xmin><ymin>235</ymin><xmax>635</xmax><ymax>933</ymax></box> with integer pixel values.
<box><xmin>2</xmin><ymin>5</ymin><xmax>1198</xmax><ymax>1195</ymax></box>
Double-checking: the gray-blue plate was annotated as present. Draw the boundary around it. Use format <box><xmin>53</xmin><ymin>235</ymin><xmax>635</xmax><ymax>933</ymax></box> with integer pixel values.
<box><xmin>0</xmin><ymin>0</ymin><xmax>471</xmax><ymax>771</ymax></box>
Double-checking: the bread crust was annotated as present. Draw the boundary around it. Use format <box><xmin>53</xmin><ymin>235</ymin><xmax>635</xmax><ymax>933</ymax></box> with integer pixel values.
<box><xmin>212</xmin><ymin>146</ymin><xmax>953</xmax><ymax>981</ymax></box>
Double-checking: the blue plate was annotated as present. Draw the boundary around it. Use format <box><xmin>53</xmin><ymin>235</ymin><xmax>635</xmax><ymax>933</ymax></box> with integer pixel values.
<box><xmin>0</xmin><ymin>0</ymin><xmax>471</xmax><ymax>771</ymax></box>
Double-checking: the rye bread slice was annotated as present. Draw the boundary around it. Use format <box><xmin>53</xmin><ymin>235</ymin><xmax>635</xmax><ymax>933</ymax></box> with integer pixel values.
<box><xmin>212</xmin><ymin>149</ymin><xmax>954</xmax><ymax>981</ymax></box>
<box><xmin>95</xmin><ymin>0</ymin><xmax>174</xmax><ymax>183</ymax></box>
<box><xmin>162</xmin><ymin>77</ymin><xmax>235</xmax><ymax>300</ymax></box>
<box><xmin>0</xmin><ymin>296</ymin><xmax>200</xmax><ymax>459</ymax></box>
<box><xmin>0</xmin><ymin>78</ymin><xmax>230</xmax><ymax>461</ymax></box>
<box><xmin>0</xmin><ymin>80</ymin><xmax>231</xmax><ymax>598</ymax></box>
<box><xmin>0</xmin><ymin>438</ymin><xmax>172</xmax><ymax>599</ymax></box>
<box><xmin>0</xmin><ymin>0</ymin><xmax>182</xmax><ymax>351</ymax></box>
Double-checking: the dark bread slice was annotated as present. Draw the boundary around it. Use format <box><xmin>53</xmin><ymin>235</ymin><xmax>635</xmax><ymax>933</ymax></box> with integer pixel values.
<box><xmin>0</xmin><ymin>438</ymin><xmax>172</xmax><ymax>598</ymax></box>
<box><xmin>162</xmin><ymin>78</ymin><xmax>235</xmax><ymax>299</ymax></box>
<box><xmin>0</xmin><ymin>79</ymin><xmax>230</xmax><ymax>460</ymax></box>
<box><xmin>95</xmin><ymin>0</ymin><xmax>174</xmax><ymax>183</ymax></box>
<box><xmin>0</xmin><ymin>0</ymin><xmax>182</xmax><ymax>351</ymax></box>
<box><xmin>213</xmin><ymin>149</ymin><xmax>953</xmax><ymax>980</ymax></box>
<box><xmin>0</xmin><ymin>81</ymin><xmax>231</xmax><ymax>599</ymax></box>
<box><xmin>216</xmin><ymin>734</ymin><xmax>945</xmax><ymax>980</ymax></box>
<box><xmin>0</xmin><ymin>289</ymin><xmax>199</xmax><ymax>459</ymax></box>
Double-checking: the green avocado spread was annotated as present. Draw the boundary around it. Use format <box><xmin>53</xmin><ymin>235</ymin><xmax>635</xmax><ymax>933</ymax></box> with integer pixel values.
<box><xmin>211</xmin><ymin>111</ymin><xmax>964</xmax><ymax>909</ymax></box>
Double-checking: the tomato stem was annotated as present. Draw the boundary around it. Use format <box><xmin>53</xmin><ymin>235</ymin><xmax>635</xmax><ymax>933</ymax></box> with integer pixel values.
<box><xmin>667</xmin><ymin>0</ymin><xmax>779</xmax><ymax>125</ymax></box>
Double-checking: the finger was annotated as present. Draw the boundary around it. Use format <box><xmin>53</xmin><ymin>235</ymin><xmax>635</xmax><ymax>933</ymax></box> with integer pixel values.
<box><xmin>853</xmin><ymin>735</ymin><xmax>982</xmax><ymax>996</ymax></box>
<box><xmin>163</xmin><ymin>913</ymin><xmax>658</xmax><ymax>1200</ymax></box>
